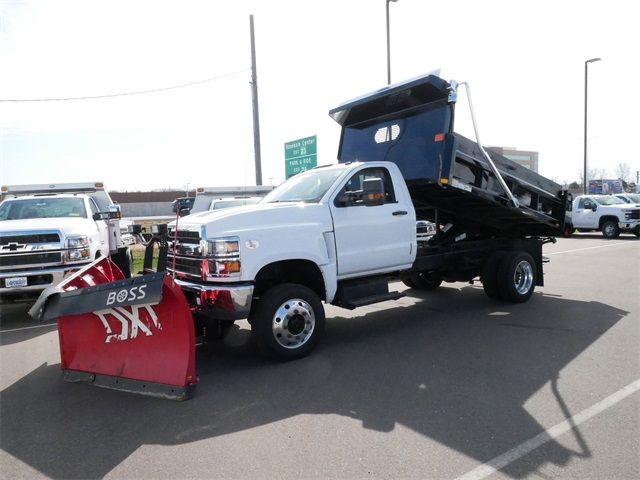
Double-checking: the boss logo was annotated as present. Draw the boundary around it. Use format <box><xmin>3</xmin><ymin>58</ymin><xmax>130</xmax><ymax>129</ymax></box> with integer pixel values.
<box><xmin>106</xmin><ymin>285</ymin><xmax>147</xmax><ymax>306</ymax></box>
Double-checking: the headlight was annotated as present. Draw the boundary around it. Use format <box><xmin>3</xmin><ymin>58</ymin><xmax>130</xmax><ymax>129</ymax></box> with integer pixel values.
<box><xmin>204</xmin><ymin>237</ymin><xmax>240</xmax><ymax>279</ymax></box>
<box><xmin>207</xmin><ymin>238</ymin><xmax>239</xmax><ymax>256</ymax></box>
<box><xmin>66</xmin><ymin>236</ymin><xmax>90</xmax><ymax>261</ymax></box>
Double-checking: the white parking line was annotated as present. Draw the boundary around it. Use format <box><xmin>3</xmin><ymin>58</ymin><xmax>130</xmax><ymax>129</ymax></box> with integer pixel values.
<box><xmin>548</xmin><ymin>242</ymin><xmax>637</xmax><ymax>255</ymax></box>
<box><xmin>0</xmin><ymin>323</ymin><xmax>57</xmax><ymax>334</ymax></box>
<box><xmin>454</xmin><ymin>378</ymin><xmax>640</xmax><ymax>480</ymax></box>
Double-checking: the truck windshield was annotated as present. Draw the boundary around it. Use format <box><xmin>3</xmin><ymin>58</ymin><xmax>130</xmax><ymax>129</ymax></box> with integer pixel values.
<box><xmin>262</xmin><ymin>168</ymin><xmax>345</xmax><ymax>203</ymax></box>
<box><xmin>621</xmin><ymin>194</ymin><xmax>640</xmax><ymax>203</ymax></box>
<box><xmin>0</xmin><ymin>198</ymin><xmax>87</xmax><ymax>221</ymax></box>
<box><xmin>594</xmin><ymin>196</ymin><xmax>626</xmax><ymax>206</ymax></box>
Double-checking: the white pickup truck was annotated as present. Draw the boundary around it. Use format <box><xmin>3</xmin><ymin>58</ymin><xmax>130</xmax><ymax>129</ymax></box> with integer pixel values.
<box><xmin>0</xmin><ymin>182</ymin><xmax>132</xmax><ymax>301</ymax></box>
<box><xmin>568</xmin><ymin>194</ymin><xmax>640</xmax><ymax>238</ymax></box>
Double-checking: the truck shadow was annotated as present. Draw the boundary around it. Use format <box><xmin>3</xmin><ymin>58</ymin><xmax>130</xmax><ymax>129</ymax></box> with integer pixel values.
<box><xmin>0</xmin><ymin>303</ymin><xmax>59</xmax><ymax>346</ymax></box>
<box><xmin>0</xmin><ymin>287</ymin><xmax>628</xmax><ymax>479</ymax></box>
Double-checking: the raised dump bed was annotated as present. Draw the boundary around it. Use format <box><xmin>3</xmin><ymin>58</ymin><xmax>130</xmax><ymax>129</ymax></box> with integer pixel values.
<box><xmin>330</xmin><ymin>74</ymin><xmax>568</xmax><ymax>238</ymax></box>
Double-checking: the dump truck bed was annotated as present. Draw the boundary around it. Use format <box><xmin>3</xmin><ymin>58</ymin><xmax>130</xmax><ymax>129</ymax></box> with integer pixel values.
<box><xmin>330</xmin><ymin>74</ymin><xmax>567</xmax><ymax>238</ymax></box>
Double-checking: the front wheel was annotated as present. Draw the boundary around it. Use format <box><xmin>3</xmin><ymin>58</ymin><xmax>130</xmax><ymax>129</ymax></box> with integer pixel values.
<box><xmin>250</xmin><ymin>283</ymin><xmax>325</xmax><ymax>361</ymax></box>
<box><xmin>496</xmin><ymin>252</ymin><xmax>537</xmax><ymax>303</ymax></box>
<box><xmin>601</xmin><ymin>220</ymin><xmax>620</xmax><ymax>239</ymax></box>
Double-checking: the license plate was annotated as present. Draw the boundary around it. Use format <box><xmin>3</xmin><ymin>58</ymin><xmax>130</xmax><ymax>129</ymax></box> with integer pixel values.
<box><xmin>5</xmin><ymin>276</ymin><xmax>28</xmax><ymax>288</ymax></box>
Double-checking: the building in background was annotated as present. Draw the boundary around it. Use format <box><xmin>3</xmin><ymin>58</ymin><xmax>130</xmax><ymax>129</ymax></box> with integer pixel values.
<box><xmin>487</xmin><ymin>146</ymin><xmax>539</xmax><ymax>173</ymax></box>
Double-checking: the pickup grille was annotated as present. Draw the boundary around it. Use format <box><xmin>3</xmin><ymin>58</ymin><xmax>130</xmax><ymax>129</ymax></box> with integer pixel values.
<box><xmin>0</xmin><ymin>233</ymin><xmax>60</xmax><ymax>245</ymax></box>
<box><xmin>0</xmin><ymin>252</ymin><xmax>63</xmax><ymax>267</ymax></box>
<box><xmin>625</xmin><ymin>209</ymin><xmax>640</xmax><ymax>220</ymax></box>
<box><xmin>166</xmin><ymin>229</ymin><xmax>204</xmax><ymax>279</ymax></box>
<box><xmin>168</xmin><ymin>229</ymin><xmax>200</xmax><ymax>244</ymax></box>
<box><xmin>167</xmin><ymin>256</ymin><xmax>204</xmax><ymax>277</ymax></box>
<box><xmin>0</xmin><ymin>231</ymin><xmax>64</xmax><ymax>270</ymax></box>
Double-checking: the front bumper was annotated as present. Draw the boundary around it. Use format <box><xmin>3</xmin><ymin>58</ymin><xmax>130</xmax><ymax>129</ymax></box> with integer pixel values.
<box><xmin>174</xmin><ymin>279</ymin><xmax>254</xmax><ymax>321</ymax></box>
<box><xmin>619</xmin><ymin>219</ymin><xmax>640</xmax><ymax>230</ymax></box>
<box><xmin>0</xmin><ymin>263</ymin><xmax>91</xmax><ymax>297</ymax></box>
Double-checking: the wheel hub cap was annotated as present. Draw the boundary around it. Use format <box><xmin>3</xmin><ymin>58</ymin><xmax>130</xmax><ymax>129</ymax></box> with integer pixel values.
<box><xmin>513</xmin><ymin>261</ymin><xmax>534</xmax><ymax>295</ymax></box>
<box><xmin>272</xmin><ymin>298</ymin><xmax>315</xmax><ymax>349</ymax></box>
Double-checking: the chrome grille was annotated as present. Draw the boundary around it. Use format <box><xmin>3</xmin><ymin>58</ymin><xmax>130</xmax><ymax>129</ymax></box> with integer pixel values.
<box><xmin>0</xmin><ymin>252</ymin><xmax>63</xmax><ymax>267</ymax></box>
<box><xmin>166</xmin><ymin>229</ymin><xmax>204</xmax><ymax>279</ymax></box>
<box><xmin>0</xmin><ymin>231</ymin><xmax>64</xmax><ymax>270</ymax></box>
<box><xmin>167</xmin><ymin>229</ymin><xmax>200</xmax><ymax>244</ymax></box>
<box><xmin>625</xmin><ymin>209</ymin><xmax>640</xmax><ymax>220</ymax></box>
<box><xmin>0</xmin><ymin>233</ymin><xmax>60</xmax><ymax>245</ymax></box>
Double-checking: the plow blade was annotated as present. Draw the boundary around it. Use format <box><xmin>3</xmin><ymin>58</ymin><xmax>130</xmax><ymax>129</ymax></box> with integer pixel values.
<box><xmin>30</xmin><ymin>256</ymin><xmax>197</xmax><ymax>400</ymax></box>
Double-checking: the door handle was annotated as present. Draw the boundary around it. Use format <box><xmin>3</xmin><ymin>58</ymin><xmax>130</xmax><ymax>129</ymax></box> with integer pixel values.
<box><xmin>392</xmin><ymin>210</ymin><xmax>408</xmax><ymax>216</ymax></box>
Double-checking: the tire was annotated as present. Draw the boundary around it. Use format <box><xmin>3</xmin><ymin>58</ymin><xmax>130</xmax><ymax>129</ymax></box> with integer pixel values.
<box><xmin>410</xmin><ymin>272</ymin><xmax>442</xmax><ymax>291</ymax></box>
<box><xmin>111</xmin><ymin>247</ymin><xmax>133</xmax><ymax>278</ymax></box>
<box><xmin>250</xmin><ymin>283</ymin><xmax>325</xmax><ymax>361</ymax></box>
<box><xmin>634</xmin><ymin>225</ymin><xmax>640</xmax><ymax>238</ymax></box>
<box><xmin>481</xmin><ymin>252</ymin><xmax>504</xmax><ymax>300</ymax></box>
<box><xmin>401</xmin><ymin>275</ymin><xmax>417</xmax><ymax>289</ymax></box>
<box><xmin>601</xmin><ymin>220</ymin><xmax>620</xmax><ymax>239</ymax></box>
<box><xmin>496</xmin><ymin>252</ymin><xmax>536</xmax><ymax>303</ymax></box>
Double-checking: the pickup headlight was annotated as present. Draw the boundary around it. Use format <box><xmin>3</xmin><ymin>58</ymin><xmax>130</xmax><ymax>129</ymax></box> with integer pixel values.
<box><xmin>205</xmin><ymin>237</ymin><xmax>241</xmax><ymax>278</ymax></box>
<box><xmin>66</xmin><ymin>236</ymin><xmax>90</xmax><ymax>261</ymax></box>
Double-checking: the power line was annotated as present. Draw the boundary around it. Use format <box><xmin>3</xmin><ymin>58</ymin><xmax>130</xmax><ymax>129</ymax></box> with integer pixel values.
<box><xmin>0</xmin><ymin>68</ymin><xmax>250</xmax><ymax>102</ymax></box>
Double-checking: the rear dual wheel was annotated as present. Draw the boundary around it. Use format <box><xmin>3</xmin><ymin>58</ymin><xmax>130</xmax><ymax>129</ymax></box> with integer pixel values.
<box><xmin>482</xmin><ymin>251</ymin><xmax>536</xmax><ymax>303</ymax></box>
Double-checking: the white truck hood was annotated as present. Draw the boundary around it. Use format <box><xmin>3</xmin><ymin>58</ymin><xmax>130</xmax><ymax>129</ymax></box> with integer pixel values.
<box><xmin>0</xmin><ymin>217</ymin><xmax>96</xmax><ymax>237</ymax></box>
<box><xmin>173</xmin><ymin>202</ymin><xmax>333</xmax><ymax>238</ymax></box>
<box><xmin>171</xmin><ymin>202</ymin><xmax>335</xmax><ymax>282</ymax></box>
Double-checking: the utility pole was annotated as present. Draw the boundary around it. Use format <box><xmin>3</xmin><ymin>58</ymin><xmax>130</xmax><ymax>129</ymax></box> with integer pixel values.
<box><xmin>250</xmin><ymin>14</ymin><xmax>262</xmax><ymax>186</ymax></box>
<box><xmin>583</xmin><ymin>57</ymin><xmax>601</xmax><ymax>194</ymax></box>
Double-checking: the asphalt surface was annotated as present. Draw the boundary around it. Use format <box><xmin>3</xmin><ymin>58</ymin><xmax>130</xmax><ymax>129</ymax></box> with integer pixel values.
<box><xmin>1</xmin><ymin>234</ymin><xmax>638</xmax><ymax>479</ymax></box>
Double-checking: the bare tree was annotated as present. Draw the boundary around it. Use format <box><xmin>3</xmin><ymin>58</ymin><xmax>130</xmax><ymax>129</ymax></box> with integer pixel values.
<box><xmin>578</xmin><ymin>167</ymin><xmax>609</xmax><ymax>187</ymax></box>
<box><xmin>614</xmin><ymin>162</ymin><xmax>631</xmax><ymax>182</ymax></box>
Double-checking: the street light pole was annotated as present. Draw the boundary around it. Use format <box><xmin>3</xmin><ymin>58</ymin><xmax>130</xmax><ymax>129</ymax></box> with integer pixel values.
<box><xmin>386</xmin><ymin>0</ymin><xmax>399</xmax><ymax>85</ymax></box>
<box><xmin>583</xmin><ymin>57</ymin><xmax>601</xmax><ymax>194</ymax></box>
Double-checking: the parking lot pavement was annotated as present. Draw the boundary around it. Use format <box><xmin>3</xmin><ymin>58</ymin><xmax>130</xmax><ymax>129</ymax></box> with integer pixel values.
<box><xmin>0</xmin><ymin>235</ymin><xmax>638</xmax><ymax>479</ymax></box>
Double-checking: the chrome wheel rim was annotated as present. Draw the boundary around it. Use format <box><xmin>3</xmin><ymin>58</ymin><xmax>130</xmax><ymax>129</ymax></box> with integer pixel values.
<box><xmin>513</xmin><ymin>261</ymin><xmax>534</xmax><ymax>295</ymax></box>
<box><xmin>272</xmin><ymin>298</ymin><xmax>315</xmax><ymax>349</ymax></box>
<box><xmin>604</xmin><ymin>223</ymin><xmax>615</xmax><ymax>236</ymax></box>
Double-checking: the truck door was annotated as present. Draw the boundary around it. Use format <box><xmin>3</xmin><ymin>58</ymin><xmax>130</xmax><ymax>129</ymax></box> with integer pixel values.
<box><xmin>574</xmin><ymin>196</ymin><xmax>599</xmax><ymax>228</ymax></box>
<box><xmin>330</xmin><ymin>166</ymin><xmax>415</xmax><ymax>276</ymax></box>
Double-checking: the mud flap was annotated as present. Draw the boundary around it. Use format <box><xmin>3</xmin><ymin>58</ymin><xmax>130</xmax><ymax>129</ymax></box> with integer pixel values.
<box><xmin>30</xmin><ymin>256</ymin><xmax>197</xmax><ymax>400</ymax></box>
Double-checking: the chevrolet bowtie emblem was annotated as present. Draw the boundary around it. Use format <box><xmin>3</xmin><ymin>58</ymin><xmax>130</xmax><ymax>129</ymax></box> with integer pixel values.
<box><xmin>2</xmin><ymin>243</ymin><xmax>26</xmax><ymax>251</ymax></box>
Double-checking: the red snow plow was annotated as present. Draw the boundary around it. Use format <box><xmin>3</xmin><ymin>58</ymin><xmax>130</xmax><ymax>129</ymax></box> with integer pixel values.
<box><xmin>29</xmin><ymin>255</ymin><xmax>197</xmax><ymax>400</ymax></box>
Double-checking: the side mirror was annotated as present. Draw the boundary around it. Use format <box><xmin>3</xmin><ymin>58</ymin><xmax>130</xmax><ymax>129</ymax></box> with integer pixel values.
<box><xmin>362</xmin><ymin>178</ymin><xmax>385</xmax><ymax>207</ymax></box>
<box><xmin>591</xmin><ymin>205</ymin><xmax>598</xmax><ymax>212</ymax></box>
<box><xmin>178</xmin><ymin>206</ymin><xmax>190</xmax><ymax>217</ymax></box>
<box><xmin>93</xmin><ymin>211</ymin><xmax>120</xmax><ymax>221</ymax></box>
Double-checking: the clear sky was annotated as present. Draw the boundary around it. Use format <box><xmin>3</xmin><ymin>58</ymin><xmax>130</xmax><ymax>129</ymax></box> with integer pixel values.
<box><xmin>1</xmin><ymin>0</ymin><xmax>638</xmax><ymax>191</ymax></box>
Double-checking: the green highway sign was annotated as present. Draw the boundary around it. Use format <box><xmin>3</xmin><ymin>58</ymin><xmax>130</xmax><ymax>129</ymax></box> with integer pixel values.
<box><xmin>284</xmin><ymin>135</ymin><xmax>317</xmax><ymax>178</ymax></box>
